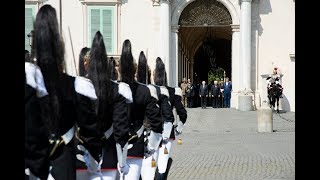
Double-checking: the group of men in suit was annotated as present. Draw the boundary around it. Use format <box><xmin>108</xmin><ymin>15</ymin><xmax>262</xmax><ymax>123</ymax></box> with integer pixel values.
<box><xmin>180</xmin><ymin>77</ymin><xmax>232</xmax><ymax>109</ymax></box>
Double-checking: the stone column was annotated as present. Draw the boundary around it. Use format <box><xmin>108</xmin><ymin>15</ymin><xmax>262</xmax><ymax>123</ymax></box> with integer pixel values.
<box><xmin>240</xmin><ymin>0</ymin><xmax>252</xmax><ymax>91</ymax></box>
<box><xmin>160</xmin><ymin>0</ymin><xmax>170</xmax><ymax>85</ymax></box>
<box><xmin>171</xmin><ymin>25</ymin><xmax>179</xmax><ymax>86</ymax></box>
<box><xmin>183</xmin><ymin>52</ymin><xmax>187</xmax><ymax>78</ymax></box>
<box><xmin>182</xmin><ymin>52</ymin><xmax>184</xmax><ymax>79</ymax></box>
<box><xmin>190</xmin><ymin>61</ymin><xmax>194</xmax><ymax>82</ymax></box>
<box><xmin>231</xmin><ymin>25</ymin><xmax>240</xmax><ymax>109</ymax></box>
<box><xmin>238</xmin><ymin>0</ymin><xmax>253</xmax><ymax>111</ymax></box>
<box><xmin>187</xmin><ymin>59</ymin><xmax>189</xmax><ymax>79</ymax></box>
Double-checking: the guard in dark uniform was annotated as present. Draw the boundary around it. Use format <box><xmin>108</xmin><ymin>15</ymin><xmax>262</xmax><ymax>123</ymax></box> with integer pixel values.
<box><xmin>154</xmin><ymin>58</ymin><xmax>186</xmax><ymax>180</ymax></box>
<box><xmin>75</xmin><ymin>45</ymin><xmax>102</xmax><ymax>180</ymax></box>
<box><xmin>97</xmin><ymin>79</ymin><xmax>132</xmax><ymax>180</ymax></box>
<box><xmin>119</xmin><ymin>41</ymin><xmax>163</xmax><ymax>179</ymax></box>
<box><xmin>25</xmin><ymin>61</ymin><xmax>50</xmax><ymax>180</ymax></box>
<box><xmin>75</xmin><ymin>47</ymin><xmax>92</xmax><ymax>179</ymax></box>
<box><xmin>76</xmin><ymin>32</ymin><xmax>132</xmax><ymax>180</ymax></box>
<box><xmin>137</xmin><ymin>53</ymin><xmax>173</xmax><ymax>180</ymax></box>
<box><xmin>33</xmin><ymin>6</ymin><xmax>103</xmax><ymax>179</ymax></box>
<box><xmin>156</xmin><ymin>85</ymin><xmax>188</xmax><ymax>180</ymax></box>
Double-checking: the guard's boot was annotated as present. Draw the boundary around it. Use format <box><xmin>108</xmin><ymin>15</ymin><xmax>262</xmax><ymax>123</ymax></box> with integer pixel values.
<box><xmin>162</xmin><ymin>158</ymin><xmax>173</xmax><ymax>180</ymax></box>
<box><xmin>156</xmin><ymin>173</ymin><xmax>165</xmax><ymax>180</ymax></box>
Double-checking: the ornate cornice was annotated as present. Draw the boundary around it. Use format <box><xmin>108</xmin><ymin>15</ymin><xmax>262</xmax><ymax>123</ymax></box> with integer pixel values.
<box><xmin>79</xmin><ymin>0</ymin><xmax>121</xmax><ymax>5</ymax></box>
<box><xmin>179</xmin><ymin>0</ymin><xmax>232</xmax><ymax>26</ymax></box>
<box><xmin>240</xmin><ymin>0</ymin><xmax>252</xmax><ymax>3</ymax></box>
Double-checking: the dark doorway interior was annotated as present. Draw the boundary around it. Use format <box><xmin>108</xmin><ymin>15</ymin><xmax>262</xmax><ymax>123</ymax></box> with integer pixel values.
<box><xmin>193</xmin><ymin>38</ymin><xmax>231</xmax><ymax>84</ymax></box>
<box><xmin>193</xmin><ymin>38</ymin><xmax>231</xmax><ymax>107</ymax></box>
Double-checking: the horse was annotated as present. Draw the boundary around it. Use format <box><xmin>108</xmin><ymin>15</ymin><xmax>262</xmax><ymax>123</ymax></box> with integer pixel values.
<box><xmin>268</xmin><ymin>82</ymin><xmax>283</xmax><ymax>113</ymax></box>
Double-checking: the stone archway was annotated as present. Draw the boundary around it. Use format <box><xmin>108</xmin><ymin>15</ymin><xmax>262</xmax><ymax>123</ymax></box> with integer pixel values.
<box><xmin>170</xmin><ymin>0</ymin><xmax>240</xmax><ymax>108</ymax></box>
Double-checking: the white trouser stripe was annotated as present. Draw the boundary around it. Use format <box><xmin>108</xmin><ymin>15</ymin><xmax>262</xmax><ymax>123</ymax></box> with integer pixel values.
<box><xmin>157</xmin><ymin>139</ymin><xmax>173</xmax><ymax>173</ymax></box>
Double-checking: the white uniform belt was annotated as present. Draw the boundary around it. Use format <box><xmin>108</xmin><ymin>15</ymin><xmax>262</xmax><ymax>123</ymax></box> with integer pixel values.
<box><xmin>61</xmin><ymin>126</ymin><xmax>75</xmax><ymax>145</ymax></box>
<box><xmin>104</xmin><ymin>125</ymin><xmax>113</xmax><ymax>140</ymax></box>
<box><xmin>136</xmin><ymin>125</ymin><xmax>145</xmax><ymax>138</ymax></box>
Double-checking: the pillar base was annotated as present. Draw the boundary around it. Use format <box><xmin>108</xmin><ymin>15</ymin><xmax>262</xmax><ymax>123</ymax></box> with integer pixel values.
<box><xmin>238</xmin><ymin>95</ymin><xmax>254</xmax><ymax>111</ymax></box>
<box><xmin>237</xmin><ymin>89</ymin><xmax>254</xmax><ymax>111</ymax></box>
<box><xmin>257</xmin><ymin>102</ymin><xmax>273</xmax><ymax>133</ymax></box>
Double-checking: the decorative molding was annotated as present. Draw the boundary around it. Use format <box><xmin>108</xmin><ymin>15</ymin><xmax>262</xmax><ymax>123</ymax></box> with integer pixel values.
<box><xmin>231</xmin><ymin>24</ymin><xmax>240</xmax><ymax>32</ymax></box>
<box><xmin>289</xmin><ymin>54</ymin><xmax>295</xmax><ymax>61</ymax></box>
<box><xmin>25</xmin><ymin>0</ymin><xmax>45</xmax><ymax>4</ymax></box>
<box><xmin>25</xmin><ymin>0</ymin><xmax>46</xmax><ymax>2</ymax></box>
<box><xmin>171</xmin><ymin>25</ymin><xmax>180</xmax><ymax>33</ymax></box>
<box><xmin>152</xmin><ymin>0</ymin><xmax>160</xmax><ymax>6</ymax></box>
<box><xmin>179</xmin><ymin>0</ymin><xmax>232</xmax><ymax>26</ymax></box>
<box><xmin>240</xmin><ymin>0</ymin><xmax>252</xmax><ymax>3</ymax></box>
<box><xmin>80</xmin><ymin>0</ymin><xmax>121</xmax><ymax>5</ymax></box>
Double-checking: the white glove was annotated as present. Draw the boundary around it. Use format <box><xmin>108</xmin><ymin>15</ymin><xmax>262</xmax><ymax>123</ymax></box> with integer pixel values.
<box><xmin>175</xmin><ymin>121</ymin><xmax>184</xmax><ymax>136</ymax></box>
<box><xmin>144</xmin><ymin>146</ymin><xmax>155</xmax><ymax>158</ymax></box>
<box><xmin>76</xmin><ymin>145</ymin><xmax>87</xmax><ymax>163</ymax></box>
<box><xmin>118</xmin><ymin>163</ymin><xmax>130</xmax><ymax>175</ymax></box>
<box><xmin>116</xmin><ymin>143</ymin><xmax>129</xmax><ymax>175</ymax></box>
<box><xmin>83</xmin><ymin>150</ymin><xmax>102</xmax><ymax>173</ymax></box>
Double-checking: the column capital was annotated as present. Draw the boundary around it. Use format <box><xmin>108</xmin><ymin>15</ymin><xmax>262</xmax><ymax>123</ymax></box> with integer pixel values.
<box><xmin>152</xmin><ymin>0</ymin><xmax>170</xmax><ymax>6</ymax></box>
<box><xmin>171</xmin><ymin>25</ymin><xmax>180</xmax><ymax>33</ymax></box>
<box><xmin>152</xmin><ymin>0</ymin><xmax>160</xmax><ymax>6</ymax></box>
<box><xmin>231</xmin><ymin>24</ymin><xmax>240</xmax><ymax>32</ymax></box>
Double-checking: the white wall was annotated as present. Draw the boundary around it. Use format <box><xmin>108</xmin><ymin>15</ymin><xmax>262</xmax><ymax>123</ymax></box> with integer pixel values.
<box><xmin>120</xmin><ymin>0</ymin><xmax>161</xmax><ymax>74</ymax></box>
<box><xmin>258</xmin><ymin>0</ymin><xmax>295</xmax><ymax>111</ymax></box>
<box><xmin>26</xmin><ymin>0</ymin><xmax>295</xmax><ymax>111</ymax></box>
<box><xmin>42</xmin><ymin>0</ymin><xmax>84</xmax><ymax>76</ymax></box>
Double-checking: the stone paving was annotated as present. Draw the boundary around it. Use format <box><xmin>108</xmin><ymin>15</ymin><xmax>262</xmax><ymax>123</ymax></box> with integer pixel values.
<box><xmin>167</xmin><ymin>107</ymin><xmax>295</xmax><ymax>180</ymax></box>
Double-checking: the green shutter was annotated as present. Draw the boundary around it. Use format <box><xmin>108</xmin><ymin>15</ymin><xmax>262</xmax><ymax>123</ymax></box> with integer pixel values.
<box><xmin>25</xmin><ymin>7</ymin><xmax>34</xmax><ymax>52</ymax></box>
<box><xmin>102</xmin><ymin>9</ymin><xmax>113</xmax><ymax>54</ymax></box>
<box><xmin>88</xmin><ymin>6</ymin><xmax>114</xmax><ymax>54</ymax></box>
<box><xmin>90</xmin><ymin>9</ymin><xmax>101</xmax><ymax>46</ymax></box>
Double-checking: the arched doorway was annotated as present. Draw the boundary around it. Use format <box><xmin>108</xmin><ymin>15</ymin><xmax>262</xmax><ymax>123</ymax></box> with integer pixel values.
<box><xmin>171</xmin><ymin>0</ymin><xmax>241</xmax><ymax>108</ymax></box>
<box><xmin>177</xmin><ymin>0</ymin><xmax>232</xmax><ymax>84</ymax></box>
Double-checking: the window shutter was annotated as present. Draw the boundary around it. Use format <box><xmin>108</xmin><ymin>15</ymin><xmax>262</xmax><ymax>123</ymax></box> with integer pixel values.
<box><xmin>25</xmin><ymin>7</ymin><xmax>34</xmax><ymax>52</ymax></box>
<box><xmin>102</xmin><ymin>9</ymin><xmax>113</xmax><ymax>54</ymax></box>
<box><xmin>90</xmin><ymin>9</ymin><xmax>100</xmax><ymax>46</ymax></box>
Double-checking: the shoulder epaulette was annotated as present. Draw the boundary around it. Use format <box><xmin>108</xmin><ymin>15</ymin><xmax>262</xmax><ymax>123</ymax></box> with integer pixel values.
<box><xmin>118</xmin><ymin>82</ymin><xmax>133</xmax><ymax>103</ymax></box>
<box><xmin>25</xmin><ymin>62</ymin><xmax>48</xmax><ymax>98</ymax></box>
<box><xmin>74</xmin><ymin>76</ymin><xmax>97</xmax><ymax>100</ymax></box>
<box><xmin>147</xmin><ymin>84</ymin><xmax>158</xmax><ymax>101</ymax></box>
<box><xmin>174</xmin><ymin>87</ymin><xmax>182</xmax><ymax>97</ymax></box>
<box><xmin>160</xmin><ymin>86</ymin><xmax>169</xmax><ymax>98</ymax></box>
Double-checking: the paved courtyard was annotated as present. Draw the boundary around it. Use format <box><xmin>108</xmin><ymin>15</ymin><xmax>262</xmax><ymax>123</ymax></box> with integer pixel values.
<box><xmin>167</xmin><ymin>107</ymin><xmax>295</xmax><ymax>180</ymax></box>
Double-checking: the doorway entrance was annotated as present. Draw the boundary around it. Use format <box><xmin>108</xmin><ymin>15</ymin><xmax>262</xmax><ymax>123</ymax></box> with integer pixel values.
<box><xmin>177</xmin><ymin>0</ymin><xmax>233</xmax><ymax>84</ymax></box>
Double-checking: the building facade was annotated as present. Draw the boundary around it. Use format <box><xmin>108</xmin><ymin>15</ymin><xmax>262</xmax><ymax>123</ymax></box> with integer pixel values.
<box><xmin>25</xmin><ymin>0</ymin><xmax>295</xmax><ymax>112</ymax></box>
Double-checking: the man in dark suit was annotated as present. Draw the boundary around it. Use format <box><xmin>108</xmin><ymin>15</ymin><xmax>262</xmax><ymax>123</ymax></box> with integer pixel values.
<box><xmin>199</xmin><ymin>80</ymin><xmax>208</xmax><ymax>108</ymax></box>
<box><xmin>211</xmin><ymin>80</ymin><xmax>220</xmax><ymax>108</ymax></box>
<box><xmin>222</xmin><ymin>77</ymin><xmax>232</xmax><ymax>108</ymax></box>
